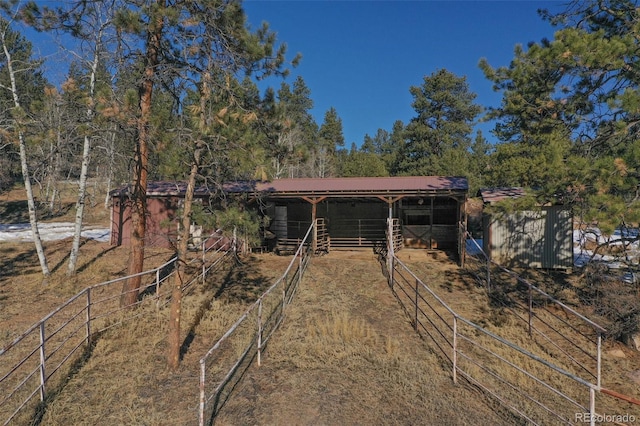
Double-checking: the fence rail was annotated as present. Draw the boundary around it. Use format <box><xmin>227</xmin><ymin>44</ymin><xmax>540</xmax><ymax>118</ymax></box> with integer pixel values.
<box><xmin>464</xmin><ymin>232</ymin><xmax>605</xmax><ymax>386</ymax></box>
<box><xmin>0</xmin><ymin>230</ymin><xmax>234</xmax><ymax>426</ymax></box>
<box><xmin>388</xmin><ymin>255</ymin><xmax>602</xmax><ymax>424</ymax></box>
<box><xmin>197</xmin><ymin>220</ymin><xmax>316</xmax><ymax>426</ymax></box>
<box><xmin>384</xmin><ymin>225</ymin><xmax>639</xmax><ymax>425</ymax></box>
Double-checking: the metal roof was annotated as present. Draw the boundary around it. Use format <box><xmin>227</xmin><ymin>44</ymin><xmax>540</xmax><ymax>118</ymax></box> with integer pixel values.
<box><xmin>247</xmin><ymin>176</ymin><xmax>468</xmax><ymax>197</ymax></box>
<box><xmin>478</xmin><ymin>187</ymin><xmax>526</xmax><ymax>204</ymax></box>
<box><xmin>111</xmin><ymin>176</ymin><xmax>468</xmax><ymax>198</ymax></box>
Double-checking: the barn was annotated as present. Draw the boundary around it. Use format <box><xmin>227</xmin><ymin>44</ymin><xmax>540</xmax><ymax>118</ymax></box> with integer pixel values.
<box><xmin>110</xmin><ymin>176</ymin><xmax>469</xmax><ymax>258</ymax></box>
<box><xmin>479</xmin><ymin>187</ymin><xmax>574</xmax><ymax>270</ymax></box>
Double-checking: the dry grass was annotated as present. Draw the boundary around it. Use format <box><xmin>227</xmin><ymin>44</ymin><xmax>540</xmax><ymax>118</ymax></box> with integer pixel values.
<box><xmin>398</xmin><ymin>249</ymin><xmax>640</xmax><ymax>422</ymax></box>
<box><xmin>213</xmin><ymin>252</ymin><xmax>517</xmax><ymax>426</ymax></box>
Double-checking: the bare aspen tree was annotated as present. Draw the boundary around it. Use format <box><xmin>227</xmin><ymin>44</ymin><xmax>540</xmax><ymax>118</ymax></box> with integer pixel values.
<box><xmin>0</xmin><ymin>15</ymin><xmax>50</xmax><ymax>279</ymax></box>
<box><xmin>67</xmin><ymin>22</ymin><xmax>107</xmax><ymax>276</ymax></box>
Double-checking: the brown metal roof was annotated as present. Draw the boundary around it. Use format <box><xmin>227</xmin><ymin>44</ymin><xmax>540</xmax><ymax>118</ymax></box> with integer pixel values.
<box><xmin>111</xmin><ymin>176</ymin><xmax>468</xmax><ymax>198</ymax></box>
<box><xmin>478</xmin><ymin>187</ymin><xmax>526</xmax><ymax>204</ymax></box>
<box><xmin>251</xmin><ymin>176</ymin><xmax>467</xmax><ymax>195</ymax></box>
<box><xmin>109</xmin><ymin>181</ymin><xmax>213</xmax><ymax>197</ymax></box>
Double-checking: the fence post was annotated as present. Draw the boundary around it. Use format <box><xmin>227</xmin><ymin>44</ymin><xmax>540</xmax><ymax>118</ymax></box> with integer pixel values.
<box><xmin>86</xmin><ymin>288</ymin><xmax>92</xmax><ymax>347</ymax></box>
<box><xmin>199</xmin><ymin>359</ymin><xmax>206</xmax><ymax>426</ymax></box>
<box><xmin>387</xmin><ymin>218</ymin><xmax>394</xmax><ymax>286</ymax></box>
<box><xmin>298</xmin><ymin>246</ymin><xmax>303</xmax><ymax>287</ymax></box>
<box><xmin>202</xmin><ymin>240</ymin><xmax>206</xmax><ymax>284</ymax></box>
<box><xmin>452</xmin><ymin>315</ymin><xmax>458</xmax><ymax>384</ymax></box>
<box><xmin>414</xmin><ymin>279</ymin><xmax>419</xmax><ymax>332</ymax></box>
<box><xmin>528</xmin><ymin>280</ymin><xmax>533</xmax><ymax>337</ymax></box>
<box><xmin>156</xmin><ymin>268</ymin><xmax>161</xmax><ymax>299</ymax></box>
<box><xmin>597</xmin><ymin>331</ymin><xmax>602</xmax><ymax>388</ymax></box>
<box><xmin>257</xmin><ymin>299</ymin><xmax>263</xmax><ymax>367</ymax></box>
<box><xmin>38</xmin><ymin>321</ymin><xmax>46</xmax><ymax>402</ymax></box>
<box><xmin>233</xmin><ymin>227</ymin><xmax>237</xmax><ymax>255</ymax></box>
<box><xmin>589</xmin><ymin>387</ymin><xmax>596</xmax><ymax>426</ymax></box>
<box><xmin>486</xmin><ymin>257</ymin><xmax>491</xmax><ymax>290</ymax></box>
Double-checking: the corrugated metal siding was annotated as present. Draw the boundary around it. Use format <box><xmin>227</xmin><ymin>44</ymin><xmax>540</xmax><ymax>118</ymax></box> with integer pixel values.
<box><xmin>484</xmin><ymin>206</ymin><xmax>573</xmax><ymax>269</ymax></box>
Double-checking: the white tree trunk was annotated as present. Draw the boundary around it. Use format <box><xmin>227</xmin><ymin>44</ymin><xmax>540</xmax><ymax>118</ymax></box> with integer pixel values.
<box><xmin>1</xmin><ymin>22</ymin><xmax>50</xmax><ymax>278</ymax></box>
<box><xmin>68</xmin><ymin>36</ymin><xmax>100</xmax><ymax>275</ymax></box>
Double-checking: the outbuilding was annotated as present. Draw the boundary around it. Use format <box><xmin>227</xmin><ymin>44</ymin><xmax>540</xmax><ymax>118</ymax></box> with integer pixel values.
<box><xmin>479</xmin><ymin>187</ymin><xmax>573</xmax><ymax>270</ymax></box>
<box><xmin>110</xmin><ymin>176</ymin><xmax>469</xmax><ymax>259</ymax></box>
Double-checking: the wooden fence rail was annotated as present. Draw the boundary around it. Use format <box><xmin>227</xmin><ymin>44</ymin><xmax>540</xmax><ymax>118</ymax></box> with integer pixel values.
<box><xmin>0</xmin><ymin>230</ymin><xmax>233</xmax><ymax>426</ymax></box>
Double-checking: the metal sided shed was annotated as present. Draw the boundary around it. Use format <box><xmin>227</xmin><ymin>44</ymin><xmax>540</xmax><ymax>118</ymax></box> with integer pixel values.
<box><xmin>237</xmin><ymin>176</ymin><xmax>468</xmax><ymax>258</ymax></box>
<box><xmin>479</xmin><ymin>188</ymin><xmax>574</xmax><ymax>270</ymax></box>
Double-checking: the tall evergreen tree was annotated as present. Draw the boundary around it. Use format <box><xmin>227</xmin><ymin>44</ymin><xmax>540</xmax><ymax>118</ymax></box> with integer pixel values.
<box><xmin>315</xmin><ymin>107</ymin><xmax>344</xmax><ymax>177</ymax></box>
<box><xmin>398</xmin><ymin>69</ymin><xmax>481</xmax><ymax>177</ymax></box>
<box><xmin>337</xmin><ymin>142</ymin><xmax>388</xmax><ymax>177</ymax></box>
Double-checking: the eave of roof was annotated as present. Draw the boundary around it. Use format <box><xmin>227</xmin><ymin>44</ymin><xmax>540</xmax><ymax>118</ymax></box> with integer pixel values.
<box><xmin>240</xmin><ymin>176</ymin><xmax>468</xmax><ymax>198</ymax></box>
<box><xmin>110</xmin><ymin>176</ymin><xmax>469</xmax><ymax>198</ymax></box>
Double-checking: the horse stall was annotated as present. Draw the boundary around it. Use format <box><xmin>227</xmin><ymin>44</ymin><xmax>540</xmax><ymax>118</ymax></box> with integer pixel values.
<box><xmin>245</xmin><ymin>176</ymin><xmax>468</xmax><ymax>258</ymax></box>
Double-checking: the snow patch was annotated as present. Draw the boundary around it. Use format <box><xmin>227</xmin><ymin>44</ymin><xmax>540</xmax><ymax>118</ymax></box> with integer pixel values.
<box><xmin>0</xmin><ymin>222</ymin><xmax>110</xmax><ymax>243</ymax></box>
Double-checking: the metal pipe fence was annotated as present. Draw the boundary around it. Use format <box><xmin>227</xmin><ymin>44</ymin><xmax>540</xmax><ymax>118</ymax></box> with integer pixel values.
<box><xmin>198</xmin><ymin>221</ymin><xmax>315</xmax><ymax>426</ymax></box>
<box><xmin>0</xmin><ymin>230</ymin><xmax>233</xmax><ymax>426</ymax></box>
<box><xmin>463</xmin><ymin>232</ymin><xmax>606</xmax><ymax>387</ymax></box>
<box><xmin>386</xmin><ymin>248</ymin><xmax>640</xmax><ymax>425</ymax></box>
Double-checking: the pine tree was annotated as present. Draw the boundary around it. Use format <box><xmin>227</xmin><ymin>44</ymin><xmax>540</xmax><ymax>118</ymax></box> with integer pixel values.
<box><xmin>397</xmin><ymin>69</ymin><xmax>481</xmax><ymax>177</ymax></box>
<box><xmin>480</xmin><ymin>0</ymin><xmax>640</xmax><ymax>232</ymax></box>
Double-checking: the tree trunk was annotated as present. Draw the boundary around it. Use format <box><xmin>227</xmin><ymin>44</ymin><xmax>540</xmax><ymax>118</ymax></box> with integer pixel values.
<box><xmin>121</xmin><ymin>4</ymin><xmax>164</xmax><ymax>308</ymax></box>
<box><xmin>103</xmin><ymin>129</ymin><xmax>116</xmax><ymax>209</ymax></box>
<box><xmin>1</xmin><ymin>24</ymin><xmax>50</xmax><ymax>279</ymax></box>
<box><xmin>18</xmin><ymin>132</ymin><xmax>50</xmax><ymax>279</ymax></box>
<box><xmin>167</xmin><ymin>160</ymin><xmax>198</xmax><ymax>370</ymax></box>
<box><xmin>67</xmin><ymin>133</ymin><xmax>91</xmax><ymax>275</ymax></box>
<box><xmin>68</xmin><ymin>40</ymin><xmax>100</xmax><ymax>275</ymax></box>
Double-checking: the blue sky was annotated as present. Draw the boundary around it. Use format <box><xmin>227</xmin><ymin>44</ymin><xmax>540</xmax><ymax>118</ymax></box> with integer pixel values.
<box><xmin>243</xmin><ymin>0</ymin><xmax>562</xmax><ymax>147</ymax></box>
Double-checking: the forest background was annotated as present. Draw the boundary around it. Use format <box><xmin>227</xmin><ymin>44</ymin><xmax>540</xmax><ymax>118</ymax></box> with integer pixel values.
<box><xmin>2</xmin><ymin>0</ymin><xmax>640</xmax><ymax>367</ymax></box>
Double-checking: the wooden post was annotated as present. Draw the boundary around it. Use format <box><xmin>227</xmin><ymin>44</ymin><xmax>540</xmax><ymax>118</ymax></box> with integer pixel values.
<box><xmin>387</xmin><ymin>218</ymin><xmax>394</xmax><ymax>286</ymax></box>
<box><xmin>312</xmin><ymin>203</ymin><xmax>317</xmax><ymax>254</ymax></box>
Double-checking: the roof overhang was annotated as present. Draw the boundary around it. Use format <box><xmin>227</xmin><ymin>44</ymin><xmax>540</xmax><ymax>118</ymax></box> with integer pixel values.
<box><xmin>110</xmin><ymin>176</ymin><xmax>469</xmax><ymax>200</ymax></box>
